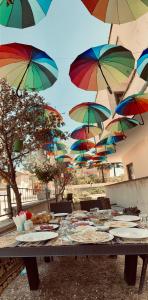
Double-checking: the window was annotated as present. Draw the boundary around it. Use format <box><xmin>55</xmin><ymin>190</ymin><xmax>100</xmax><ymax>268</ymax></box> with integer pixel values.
<box><xmin>126</xmin><ymin>163</ymin><xmax>135</xmax><ymax>180</ymax></box>
<box><xmin>114</xmin><ymin>92</ymin><xmax>124</xmax><ymax>105</ymax></box>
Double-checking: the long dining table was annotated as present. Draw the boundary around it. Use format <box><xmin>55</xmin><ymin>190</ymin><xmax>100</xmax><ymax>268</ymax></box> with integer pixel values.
<box><xmin>0</xmin><ymin>215</ymin><xmax>148</xmax><ymax>291</ymax></box>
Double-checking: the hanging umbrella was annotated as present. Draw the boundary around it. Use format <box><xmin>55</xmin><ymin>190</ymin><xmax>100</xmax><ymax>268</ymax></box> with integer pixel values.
<box><xmin>0</xmin><ymin>0</ymin><xmax>52</xmax><ymax>28</ymax></box>
<box><xmin>71</xmin><ymin>140</ymin><xmax>95</xmax><ymax>152</ymax></box>
<box><xmin>69</xmin><ymin>44</ymin><xmax>135</xmax><ymax>93</ymax></box>
<box><xmin>137</xmin><ymin>48</ymin><xmax>148</xmax><ymax>82</ymax></box>
<box><xmin>69</xmin><ymin>102</ymin><xmax>111</xmax><ymax>128</ymax></box>
<box><xmin>71</xmin><ymin>124</ymin><xmax>102</xmax><ymax>140</ymax></box>
<box><xmin>115</xmin><ymin>93</ymin><xmax>148</xmax><ymax>125</ymax></box>
<box><xmin>106</xmin><ymin>117</ymin><xmax>140</xmax><ymax>135</ymax></box>
<box><xmin>43</xmin><ymin>142</ymin><xmax>66</xmax><ymax>152</ymax></box>
<box><xmin>91</xmin><ymin>155</ymin><xmax>107</xmax><ymax>162</ymax></box>
<box><xmin>81</xmin><ymin>0</ymin><xmax>148</xmax><ymax>25</ymax></box>
<box><xmin>97</xmin><ymin>133</ymin><xmax>126</xmax><ymax>146</ymax></box>
<box><xmin>0</xmin><ymin>43</ymin><xmax>58</xmax><ymax>92</ymax></box>
<box><xmin>47</xmin><ymin>149</ymin><xmax>67</xmax><ymax>157</ymax></box>
<box><xmin>75</xmin><ymin>154</ymin><xmax>92</xmax><ymax>162</ymax></box>
<box><xmin>55</xmin><ymin>155</ymin><xmax>72</xmax><ymax>163</ymax></box>
<box><xmin>42</xmin><ymin>105</ymin><xmax>63</xmax><ymax>121</ymax></box>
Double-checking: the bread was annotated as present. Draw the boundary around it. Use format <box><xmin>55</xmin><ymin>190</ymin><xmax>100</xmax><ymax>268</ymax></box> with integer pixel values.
<box><xmin>31</xmin><ymin>212</ymin><xmax>51</xmax><ymax>225</ymax></box>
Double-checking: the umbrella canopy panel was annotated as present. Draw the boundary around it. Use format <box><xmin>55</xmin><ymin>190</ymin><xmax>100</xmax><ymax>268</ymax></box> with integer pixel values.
<box><xmin>81</xmin><ymin>0</ymin><xmax>148</xmax><ymax>24</ymax></box>
<box><xmin>0</xmin><ymin>43</ymin><xmax>58</xmax><ymax>91</ymax></box>
<box><xmin>71</xmin><ymin>140</ymin><xmax>95</xmax><ymax>151</ymax></box>
<box><xmin>0</xmin><ymin>0</ymin><xmax>53</xmax><ymax>28</ymax></box>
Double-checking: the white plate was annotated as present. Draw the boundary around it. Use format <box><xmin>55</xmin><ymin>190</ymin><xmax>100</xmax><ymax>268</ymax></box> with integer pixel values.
<box><xmin>109</xmin><ymin>228</ymin><xmax>148</xmax><ymax>239</ymax></box>
<box><xmin>69</xmin><ymin>230</ymin><xmax>114</xmax><ymax>244</ymax></box>
<box><xmin>113</xmin><ymin>215</ymin><xmax>140</xmax><ymax>222</ymax></box>
<box><xmin>105</xmin><ymin>221</ymin><xmax>138</xmax><ymax>228</ymax></box>
<box><xmin>16</xmin><ymin>232</ymin><xmax>58</xmax><ymax>242</ymax></box>
<box><xmin>34</xmin><ymin>224</ymin><xmax>59</xmax><ymax>231</ymax></box>
<box><xmin>53</xmin><ymin>213</ymin><xmax>68</xmax><ymax>217</ymax></box>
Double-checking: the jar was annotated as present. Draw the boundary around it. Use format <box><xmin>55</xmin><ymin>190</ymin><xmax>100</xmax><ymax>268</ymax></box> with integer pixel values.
<box><xmin>24</xmin><ymin>220</ymin><xmax>33</xmax><ymax>231</ymax></box>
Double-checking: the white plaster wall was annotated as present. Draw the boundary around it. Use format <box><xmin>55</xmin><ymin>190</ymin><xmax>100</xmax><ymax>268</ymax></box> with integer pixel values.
<box><xmin>106</xmin><ymin>177</ymin><xmax>148</xmax><ymax>214</ymax></box>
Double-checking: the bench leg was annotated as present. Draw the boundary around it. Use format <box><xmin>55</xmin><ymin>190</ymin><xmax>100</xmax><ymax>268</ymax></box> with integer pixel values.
<box><xmin>138</xmin><ymin>256</ymin><xmax>148</xmax><ymax>294</ymax></box>
<box><xmin>124</xmin><ymin>255</ymin><xmax>138</xmax><ymax>286</ymax></box>
<box><xmin>23</xmin><ymin>257</ymin><xmax>40</xmax><ymax>290</ymax></box>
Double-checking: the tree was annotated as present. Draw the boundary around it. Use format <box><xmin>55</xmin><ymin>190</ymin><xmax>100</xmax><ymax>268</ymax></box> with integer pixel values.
<box><xmin>34</xmin><ymin>162</ymin><xmax>74</xmax><ymax>202</ymax></box>
<box><xmin>0</xmin><ymin>79</ymin><xmax>62</xmax><ymax>213</ymax></box>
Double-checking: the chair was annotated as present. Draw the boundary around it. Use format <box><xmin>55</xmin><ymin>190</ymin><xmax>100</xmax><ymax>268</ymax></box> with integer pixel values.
<box><xmin>50</xmin><ymin>201</ymin><xmax>72</xmax><ymax>213</ymax></box>
<box><xmin>80</xmin><ymin>199</ymin><xmax>100</xmax><ymax>211</ymax></box>
<box><xmin>66</xmin><ymin>193</ymin><xmax>73</xmax><ymax>202</ymax></box>
<box><xmin>97</xmin><ymin>197</ymin><xmax>111</xmax><ymax>210</ymax></box>
<box><xmin>138</xmin><ymin>255</ymin><xmax>148</xmax><ymax>294</ymax></box>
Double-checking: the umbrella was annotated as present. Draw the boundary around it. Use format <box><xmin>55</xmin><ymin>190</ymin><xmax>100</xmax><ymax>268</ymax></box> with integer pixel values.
<box><xmin>106</xmin><ymin>117</ymin><xmax>140</xmax><ymax>135</ymax></box>
<box><xmin>47</xmin><ymin>149</ymin><xmax>67</xmax><ymax>157</ymax></box>
<box><xmin>71</xmin><ymin>124</ymin><xmax>102</xmax><ymax>140</ymax></box>
<box><xmin>55</xmin><ymin>155</ymin><xmax>72</xmax><ymax>163</ymax></box>
<box><xmin>69</xmin><ymin>44</ymin><xmax>135</xmax><ymax>94</ymax></box>
<box><xmin>43</xmin><ymin>142</ymin><xmax>66</xmax><ymax>152</ymax></box>
<box><xmin>0</xmin><ymin>0</ymin><xmax>52</xmax><ymax>28</ymax></box>
<box><xmin>42</xmin><ymin>105</ymin><xmax>63</xmax><ymax>121</ymax></box>
<box><xmin>81</xmin><ymin>0</ymin><xmax>148</xmax><ymax>24</ymax></box>
<box><xmin>97</xmin><ymin>133</ymin><xmax>126</xmax><ymax>146</ymax></box>
<box><xmin>115</xmin><ymin>93</ymin><xmax>148</xmax><ymax>125</ymax></box>
<box><xmin>137</xmin><ymin>48</ymin><xmax>148</xmax><ymax>82</ymax></box>
<box><xmin>0</xmin><ymin>43</ymin><xmax>58</xmax><ymax>92</ymax></box>
<box><xmin>69</xmin><ymin>102</ymin><xmax>111</xmax><ymax>128</ymax></box>
<box><xmin>75</xmin><ymin>154</ymin><xmax>92</xmax><ymax>162</ymax></box>
<box><xmin>71</xmin><ymin>140</ymin><xmax>95</xmax><ymax>152</ymax></box>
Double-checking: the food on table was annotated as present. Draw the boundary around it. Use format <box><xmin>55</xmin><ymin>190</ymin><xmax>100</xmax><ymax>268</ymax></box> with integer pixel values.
<box><xmin>40</xmin><ymin>225</ymin><xmax>54</xmax><ymax>231</ymax></box>
<box><xmin>69</xmin><ymin>229</ymin><xmax>113</xmax><ymax>243</ymax></box>
<box><xmin>31</xmin><ymin>212</ymin><xmax>51</xmax><ymax>225</ymax></box>
<box><xmin>105</xmin><ymin>221</ymin><xmax>138</xmax><ymax>228</ymax></box>
<box><xmin>123</xmin><ymin>207</ymin><xmax>140</xmax><ymax>216</ymax></box>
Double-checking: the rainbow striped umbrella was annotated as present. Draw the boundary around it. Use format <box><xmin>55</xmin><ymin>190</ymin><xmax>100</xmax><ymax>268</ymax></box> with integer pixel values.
<box><xmin>43</xmin><ymin>142</ymin><xmax>66</xmax><ymax>152</ymax></box>
<box><xmin>81</xmin><ymin>0</ymin><xmax>148</xmax><ymax>24</ymax></box>
<box><xmin>71</xmin><ymin>124</ymin><xmax>102</xmax><ymax>140</ymax></box>
<box><xmin>0</xmin><ymin>0</ymin><xmax>52</xmax><ymax>28</ymax></box>
<box><xmin>69</xmin><ymin>44</ymin><xmax>135</xmax><ymax>93</ymax></box>
<box><xmin>55</xmin><ymin>155</ymin><xmax>72</xmax><ymax>163</ymax></box>
<box><xmin>97</xmin><ymin>133</ymin><xmax>126</xmax><ymax>146</ymax></box>
<box><xmin>47</xmin><ymin>150</ymin><xmax>67</xmax><ymax>157</ymax></box>
<box><xmin>42</xmin><ymin>105</ymin><xmax>63</xmax><ymax>121</ymax></box>
<box><xmin>106</xmin><ymin>117</ymin><xmax>140</xmax><ymax>135</ymax></box>
<box><xmin>75</xmin><ymin>154</ymin><xmax>92</xmax><ymax>162</ymax></box>
<box><xmin>69</xmin><ymin>102</ymin><xmax>111</xmax><ymax>127</ymax></box>
<box><xmin>71</xmin><ymin>140</ymin><xmax>95</xmax><ymax>152</ymax></box>
<box><xmin>0</xmin><ymin>43</ymin><xmax>58</xmax><ymax>92</ymax></box>
<box><xmin>137</xmin><ymin>49</ymin><xmax>148</xmax><ymax>82</ymax></box>
<box><xmin>115</xmin><ymin>93</ymin><xmax>148</xmax><ymax>125</ymax></box>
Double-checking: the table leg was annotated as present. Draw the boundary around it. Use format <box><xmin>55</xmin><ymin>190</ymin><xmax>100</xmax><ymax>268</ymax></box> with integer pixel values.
<box><xmin>23</xmin><ymin>257</ymin><xmax>40</xmax><ymax>290</ymax></box>
<box><xmin>124</xmin><ymin>255</ymin><xmax>138</xmax><ymax>286</ymax></box>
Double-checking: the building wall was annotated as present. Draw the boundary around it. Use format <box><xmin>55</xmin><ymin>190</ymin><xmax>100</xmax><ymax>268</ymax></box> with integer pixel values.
<box><xmin>106</xmin><ymin>177</ymin><xmax>148</xmax><ymax>214</ymax></box>
<box><xmin>96</xmin><ymin>13</ymin><xmax>148</xmax><ymax>180</ymax></box>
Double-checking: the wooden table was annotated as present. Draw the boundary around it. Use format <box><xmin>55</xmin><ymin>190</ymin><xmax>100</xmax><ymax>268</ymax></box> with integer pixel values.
<box><xmin>0</xmin><ymin>241</ymin><xmax>148</xmax><ymax>290</ymax></box>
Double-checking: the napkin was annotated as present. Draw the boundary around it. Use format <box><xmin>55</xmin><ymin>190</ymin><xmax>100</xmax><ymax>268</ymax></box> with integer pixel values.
<box><xmin>13</xmin><ymin>214</ymin><xmax>26</xmax><ymax>232</ymax></box>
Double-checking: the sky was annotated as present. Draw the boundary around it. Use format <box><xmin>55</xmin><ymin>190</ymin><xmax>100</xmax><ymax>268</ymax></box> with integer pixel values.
<box><xmin>0</xmin><ymin>0</ymin><xmax>110</xmax><ymax>134</ymax></box>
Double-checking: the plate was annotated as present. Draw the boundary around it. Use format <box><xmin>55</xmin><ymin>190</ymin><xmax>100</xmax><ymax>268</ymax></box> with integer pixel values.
<box><xmin>16</xmin><ymin>232</ymin><xmax>58</xmax><ymax>242</ymax></box>
<box><xmin>113</xmin><ymin>215</ymin><xmax>140</xmax><ymax>222</ymax></box>
<box><xmin>109</xmin><ymin>228</ymin><xmax>148</xmax><ymax>239</ymax></box>
<box><xmin>34</xmin><ymin>224</ymin><xmax>59</xmax><ymax>231</ymax></box>
<box><xmin>74</xmin><ymin>221</ymin><xmax>94</xmax><ymax>227</ymax></box>
<box><xmin>105</xmin><ymin>221</ymin><xmax>138</xmax><ymax>228</ymax></box>
<box><xmin>53</xmin><ymin>213</ymin><xmax>68</xmax><ymax>217</ymax></box>
<box><xmin>69</xmin><ymin>230</ymin><xmax>114</xmax><ymax>244</ymax></box>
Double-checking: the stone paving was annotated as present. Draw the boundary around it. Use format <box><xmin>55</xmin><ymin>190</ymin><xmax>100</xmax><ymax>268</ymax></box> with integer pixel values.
<box><xmin>1</xmin><ymin>256</ymin><xmax>148</xmax><ymax>300</ymax></box>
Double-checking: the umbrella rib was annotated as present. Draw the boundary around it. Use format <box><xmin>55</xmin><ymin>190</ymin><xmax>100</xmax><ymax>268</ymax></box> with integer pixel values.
<box><xmin>16</xmin><ymin>55</ymin><xmax>32</xmax><ymax>92</ymax></box>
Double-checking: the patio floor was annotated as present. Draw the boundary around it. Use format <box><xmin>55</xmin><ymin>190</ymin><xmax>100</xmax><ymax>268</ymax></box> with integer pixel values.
<box><xmin>1</xmin><ymin>256</ymin><xmax>148</xmax><ymax>300</ymax></box>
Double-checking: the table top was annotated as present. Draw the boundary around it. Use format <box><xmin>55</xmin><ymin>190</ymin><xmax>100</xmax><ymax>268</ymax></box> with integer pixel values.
<box><xmin>1</xmin><ymin>211</ymin><xmax>148</xmax><ymax>257</ymax></box>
